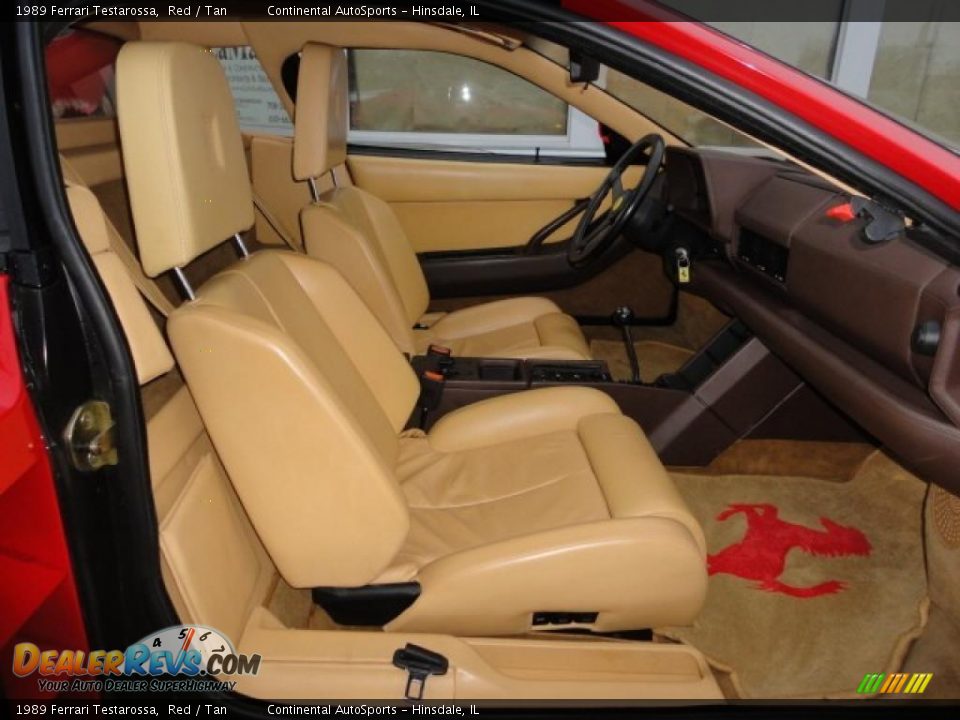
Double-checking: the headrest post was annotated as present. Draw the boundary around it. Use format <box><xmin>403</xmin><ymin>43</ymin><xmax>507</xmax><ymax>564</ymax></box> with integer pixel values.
<box><xmin>329</xmin><ymin>169</ymin><xmax>339</xmax><ymax>189</ymax></box>
<box><xmin>308</xmin><ymin>177</ymin><xmax>320</xmax><ymax>203</ymax></box>
<box><xmin>232</xmin><ymin>233</ymin><xmax>251</xmax><ymax>259</ymax></box>
<box><xmin>172</xmin><ymin>267</ymin><xmax>196</xmax><ymax>301</ymax></box>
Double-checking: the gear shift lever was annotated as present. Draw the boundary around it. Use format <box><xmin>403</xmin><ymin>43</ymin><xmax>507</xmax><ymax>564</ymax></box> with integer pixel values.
<box><xmin>612</xmin><ymin>306</ymin><xmax>641</xmax><ymax>383</ymax></box>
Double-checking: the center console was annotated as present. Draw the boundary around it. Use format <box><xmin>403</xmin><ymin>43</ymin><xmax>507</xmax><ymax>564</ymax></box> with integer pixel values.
<box><xmin>411</xmin><ymin>355</ymin><xmax>612</xmax><ymax>385</ymax></box>
<box><xmin>406</xmin><ymin>318</ymin><xmax>861</xmax><ymax>468</ymax></box>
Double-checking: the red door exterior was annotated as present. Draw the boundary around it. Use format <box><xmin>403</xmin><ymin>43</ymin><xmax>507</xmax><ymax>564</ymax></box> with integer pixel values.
<box><xmin>0</xmin><ymin>274</ymin><xmax>90</xmax><ymax>699</ymax></box>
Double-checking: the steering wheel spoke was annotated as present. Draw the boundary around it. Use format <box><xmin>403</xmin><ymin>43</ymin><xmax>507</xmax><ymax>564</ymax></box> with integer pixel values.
<box><xmin>568</xmin><ymin>134</ymin><xmax>666</xmax><ymax>267</ymax></box>
<box><xmin>611</xmin><ymin>174</ymin><xmax>625</xmax><ymax>203</ymax></box>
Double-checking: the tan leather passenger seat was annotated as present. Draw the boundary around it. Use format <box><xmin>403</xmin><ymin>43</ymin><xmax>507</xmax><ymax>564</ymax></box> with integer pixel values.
<box><xmin>116</xmin><ymin>41</ymin><xmax>706</xmax><ymax>636</ymax></box>
<box><xmin>293</xmin><ymin>43</ymin><xmax>592</xmax><ymax>361</ymax></box>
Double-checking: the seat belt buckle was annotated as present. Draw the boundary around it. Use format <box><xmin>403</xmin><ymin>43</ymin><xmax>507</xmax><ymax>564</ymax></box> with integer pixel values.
<box><xmin>419</xmin><ymin>370</ymin><xmax>445</xmax><ymax>412</ymax></box>
<box><xmin>392</xmin><ymin>643</ymin><xmax>449</xmax><ymax>701</ymax></box>
<box><xmin>425</xmin><ymin>344</ymin><xmax>455</xmax><ymax>375</ymax></box>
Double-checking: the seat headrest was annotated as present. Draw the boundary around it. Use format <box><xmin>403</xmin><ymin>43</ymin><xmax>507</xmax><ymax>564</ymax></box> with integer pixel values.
<box><xmin>292</xmin><ymin>43</ymin><xmax>348</xmax><ymax>181</ymax></box>
<box><xmin>116</xmin><ymin>41</ymin><xmax>254</xmax><ymax>278</ymax></box>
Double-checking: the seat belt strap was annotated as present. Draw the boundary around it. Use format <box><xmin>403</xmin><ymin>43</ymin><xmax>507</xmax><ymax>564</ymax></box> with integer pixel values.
<box><xmin>107</xmin><ymin>225</ymin><xmax>176</xmax><ymax>317</ymax></box>
<box><xmin>60</xmin><ymin>157</ymin><xmax>175</xmax><ymax>317</ymax></box>
<box><xmin>252</xmin><ymin>191</ymin><xmax>303</xmax><ymax>252</ymax></box>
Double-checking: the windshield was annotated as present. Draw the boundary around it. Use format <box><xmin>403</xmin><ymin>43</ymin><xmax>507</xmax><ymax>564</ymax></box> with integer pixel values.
<box><xmin>659</xmin><ymin>2</ymin><xmax>959</xmax><ymax>155</ymax></box>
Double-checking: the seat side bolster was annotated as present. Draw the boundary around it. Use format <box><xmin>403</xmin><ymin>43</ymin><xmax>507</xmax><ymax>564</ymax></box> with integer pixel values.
<box><xmin>168</xmin><ymin>304</ymin><xmax>409</xmax><ymax>588</ymax></box>
<box><xmin>429</xmin><ymin>297</ymin><xmax>564</xmax><ymax>340</ymax></box>
<box><xmin>427</xmin><ymin>386</ymin><xmax>621</xmax><ymax>453</ymax></box>
<box><xmin>578</xmin><ymin>413</ymin><xmax>707</xmax><ymax>554</ymax></box>
<box><xmin>388</xmin><ymin>517</ymin><xmax>707</xmax><ymax>636</ymax></box>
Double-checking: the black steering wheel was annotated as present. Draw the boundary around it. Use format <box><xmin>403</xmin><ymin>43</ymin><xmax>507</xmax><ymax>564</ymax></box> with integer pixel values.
<box><xmin>567</xmin><ymin>133</ymin><xmax>666</xmax><ymax>267</ymax></box>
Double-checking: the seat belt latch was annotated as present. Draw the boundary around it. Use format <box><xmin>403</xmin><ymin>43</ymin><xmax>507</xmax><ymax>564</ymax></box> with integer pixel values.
<box><xmin>419</xmin><ymin>371</ymin><xmax>445</xmax><ymax>409</ymax></box>
<box><xmin>392</xmin><ymin>643</ymin><xmax>449</xmax><ymax>700</ymax></box>
<box><xmin>427</xmin><ymin>343</ymin><xmax>452</xmax><ymax>358</ymax></box>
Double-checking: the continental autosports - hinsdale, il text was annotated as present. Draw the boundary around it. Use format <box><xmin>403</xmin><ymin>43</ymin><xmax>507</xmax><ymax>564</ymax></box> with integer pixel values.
<box><xmin>267</xmin><ymin>4</ymin><xmax>473</xmax><ymax>17</ymax></box>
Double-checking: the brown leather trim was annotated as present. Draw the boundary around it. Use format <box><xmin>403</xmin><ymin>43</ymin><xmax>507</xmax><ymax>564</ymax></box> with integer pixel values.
<box><xmin>930</xmin><ymin>306</ymin><xmax>960</xmax><ymax>428</ymax></box>
<box><xmin>695</xmin><ymin>260</ymin><xmax>960</xmax><ymax>493</ymax></box>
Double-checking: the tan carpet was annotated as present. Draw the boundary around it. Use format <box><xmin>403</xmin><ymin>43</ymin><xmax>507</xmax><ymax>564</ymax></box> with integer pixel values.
<box><xmin>900</xmin><ymin>603</ymin><xmax>960</xmax><ymax>699</ymax></box>
<box><xmin>659</xmin><ymin>450</ymin><xmax>928</xmax><ymax>698</ymax></box>
<box><xmin>676</xmin><ymin>439</ymin><xmax>878</xmax><ymax>482</ymax></box>
<box><xmin>899</xmin><ymin>482</ymin><xmax>960</xmax><ymax>699</ymax></box>
<box><xmin>590</xmin><ymin>339</ymin><xmax>694</xmax><ymax>382</ymax></box>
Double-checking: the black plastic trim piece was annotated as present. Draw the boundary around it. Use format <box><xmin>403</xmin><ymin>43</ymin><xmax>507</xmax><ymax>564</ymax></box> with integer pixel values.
<box><xmin>532</xmin><ymin>611</ymin><xmax>599</xmax><ymax>627</ymax></box>
<box><xmin>419</xmin><ymin>236</ymin><xmax>634</xmax><ymax>298</ymax></box>
<box><xmin>348</xmin><ymin>143</ymin><xmax>609</xmax><ymax>167</ymax></box>
<box><xmin>312</xmin><ymin>583</ymin><xmax>421</xmax><ymax>626</ymax></box>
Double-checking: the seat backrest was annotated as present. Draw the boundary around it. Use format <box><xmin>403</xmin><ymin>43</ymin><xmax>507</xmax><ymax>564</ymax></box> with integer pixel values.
<box><xmin>294</xmin><ymin>43</ymin><xmax>429</xmax><ymax>355</ymax></box>
<box><xmin>117</xmin><ymin>41</ymin><xmax>420</xmax><ymax>589</ymax></box>
<box><xmin>65</xmin><ymin>180</ymin><xmax>277</xmax><ymax>641</ymax></box>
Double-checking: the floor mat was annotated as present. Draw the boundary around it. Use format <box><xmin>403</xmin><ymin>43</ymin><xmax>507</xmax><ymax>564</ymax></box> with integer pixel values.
<box><xmin>590</xmin><ymin>339</ymin><xmax>693</xmax><ymax>382</ymax></box>
<box><xmin>677</xmin><ymin>439</ymin><xmax>878</xmax><ymax>482</ymax></box>
<box><xmin>659</xmin><ymin>450</ymin><xmax>928</xmax><ymax>698</ymax></box>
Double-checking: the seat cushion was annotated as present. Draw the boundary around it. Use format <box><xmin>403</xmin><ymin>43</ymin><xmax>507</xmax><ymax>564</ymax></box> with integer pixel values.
<box><xmin>379</xmin><ymin>387</ymin><xmax>707</xmax><ymax>636</ymax></box>
<box><xmin>390</xmin><ymin>427</ymin><xmax>610</xmax><ymax>576</ymax></box>
<box><xmin>415</xmin><ymin>297</ymin><xmax>592</xmax><ymax>360</ymax></box>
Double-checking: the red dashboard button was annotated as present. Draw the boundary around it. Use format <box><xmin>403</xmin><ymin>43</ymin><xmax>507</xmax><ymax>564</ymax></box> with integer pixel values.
<box><xmin>826</xmin><ymin>202</ymin><xmax>857</xmax><ymax>222</ymax></box>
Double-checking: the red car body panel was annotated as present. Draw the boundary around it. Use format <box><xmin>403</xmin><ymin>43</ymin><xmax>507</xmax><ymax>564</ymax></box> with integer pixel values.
<box><xmin>566</xmin><ymin>0</ymin><xmax>960</xmax><ymax>210</ymax></box>
<box><xmin>0</xmin><ymin>275</ymin><xmax>89</xmax><ymax>699</ymax></box>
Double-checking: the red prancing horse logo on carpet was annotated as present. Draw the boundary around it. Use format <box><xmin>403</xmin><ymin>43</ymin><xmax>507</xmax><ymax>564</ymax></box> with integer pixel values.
<box><xmin>708</xmin><ymin>503</ymin><xmax>872</xmax><ymax>597</ymax></box>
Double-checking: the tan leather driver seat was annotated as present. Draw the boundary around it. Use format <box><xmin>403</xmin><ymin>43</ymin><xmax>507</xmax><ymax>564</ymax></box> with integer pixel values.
<box><xmin>293</xmin><ymin>43</ymin><xmax>592</xmax><ymax>361</ymax></box>
<box><xmin>117</xmin><ymin>41</ymin><xmax>706</xmax><ymax>636</ymax></box>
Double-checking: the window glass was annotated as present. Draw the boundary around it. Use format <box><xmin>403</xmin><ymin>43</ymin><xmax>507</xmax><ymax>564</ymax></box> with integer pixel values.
<box><xmin>664</xmin><ymin>3</ymin><xmax>958</xmax><ymax>151</ymax></box>
<box><xmin>349</xmin><ymin>49</ymin><xmax>567</xmax><ymax>135</ymax></box>
<box><xmin>868</xmin><ymin>21</ymin><xmax>960</xmax><ymax>149</ymax></box>
<box><xmin>46</xmin><ymin>30</ymin><xmax>121</xmax><ymax>119</ymax></box>
<box><xmin>213</xmin><ymin>46</ymin><xmax>293</xmax><ymax>136</ymax></box>
<box><xmin>660</xmin><ymin>2</ymin><xmax>844</xmax><ymax>79</ymax></box>
<box><xmin>706</xmin><ymin>21</ymin><xmax>841</xmax><ymax>79</ymax></box>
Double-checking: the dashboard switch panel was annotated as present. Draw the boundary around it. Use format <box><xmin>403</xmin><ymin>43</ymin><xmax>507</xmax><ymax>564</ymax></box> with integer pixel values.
<box><xmin>738</xmin><ymin>228</ymin><xmax>789</xmax><ymax>283</ymax></box>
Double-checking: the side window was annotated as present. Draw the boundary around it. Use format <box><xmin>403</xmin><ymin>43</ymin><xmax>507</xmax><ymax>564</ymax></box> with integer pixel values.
<box><xmin>213</xmin><ymin>46</ymin><xmax>293</xmax><ymax>136</ymax></box>
<box><xmin>348</xmin><ymin>49</ymin><xmax>603</xmax><ymax>158</ymax></box>
<box><xmin>46</xmin><ymin>30</ymin><xmax>121</xmax><ymax>119</ymax></box>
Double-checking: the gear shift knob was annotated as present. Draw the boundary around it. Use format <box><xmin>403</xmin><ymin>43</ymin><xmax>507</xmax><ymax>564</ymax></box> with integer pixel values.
<box><xmin>612</xmin><ymin>305</ymin><xmax>635</xmax><ymax>327</ymax></box>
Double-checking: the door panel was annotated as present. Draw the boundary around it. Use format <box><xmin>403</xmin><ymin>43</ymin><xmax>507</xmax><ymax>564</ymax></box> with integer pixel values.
<box><xmin>347</xmin><ymin>153</ymin><xmax>644</xmax><ymax>253</ymax></box>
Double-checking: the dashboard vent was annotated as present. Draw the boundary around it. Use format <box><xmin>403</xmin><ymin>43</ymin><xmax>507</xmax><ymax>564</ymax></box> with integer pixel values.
<box><xmin>738</xmin><ymin>228</ymin><xmax>789</xmax><ymax>283</ymax></box>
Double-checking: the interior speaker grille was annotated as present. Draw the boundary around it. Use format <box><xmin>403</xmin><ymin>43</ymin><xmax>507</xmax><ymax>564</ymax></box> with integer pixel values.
<box><xmin>931</xmin><ymin>485</ymin><xmax>960</xmax><ymax>548</ymax></box>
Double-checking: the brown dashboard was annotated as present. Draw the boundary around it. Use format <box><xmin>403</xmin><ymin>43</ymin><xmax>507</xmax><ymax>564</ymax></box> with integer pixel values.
<box><xmin>664</xmin><ymin>146</ymin><xmax>960</xmax><ymax>491</ymax></box>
